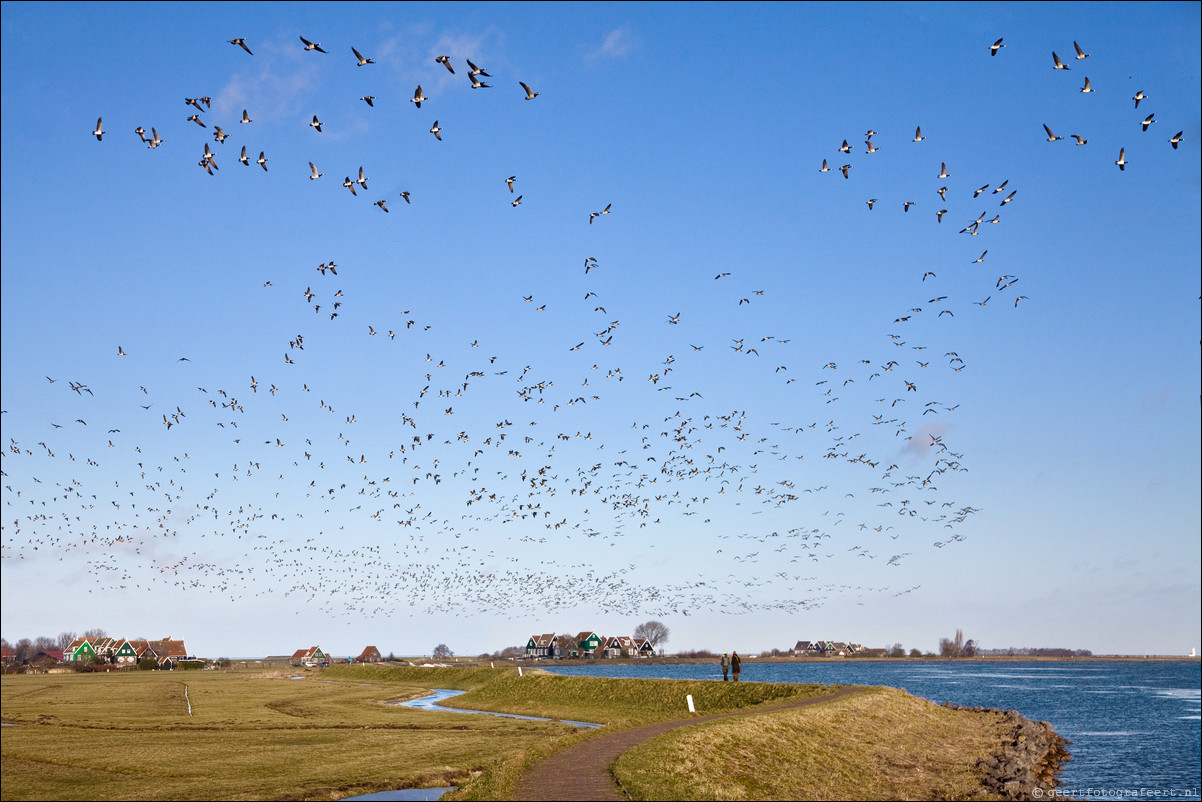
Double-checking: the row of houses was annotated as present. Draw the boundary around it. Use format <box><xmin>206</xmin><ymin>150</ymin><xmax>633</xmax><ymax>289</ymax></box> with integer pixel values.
<box><xmin>287</xmin><ymin>646</ymin><xmax>382</xmax><ymax>666</ymax></box>
<box><xmin>525</xmin><ymin>632</ymin><xmax>655</xmax><ymax>659</ymax></box>
<box><xmin>793</xmin><ymin>641</ymin><xmax>869</xmax><ymax>657</ymax></box>
<box><xmin>63</xmin><ymin>636</ymin><xmax>190</xmax><ymax>668</ymax></box>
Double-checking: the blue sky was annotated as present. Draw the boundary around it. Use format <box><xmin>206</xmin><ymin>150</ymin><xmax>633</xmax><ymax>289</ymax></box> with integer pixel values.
<box><xmin>2</xmin><ymin>2</ymin><xmax>1199</xmax><ymax>659</ymax></box>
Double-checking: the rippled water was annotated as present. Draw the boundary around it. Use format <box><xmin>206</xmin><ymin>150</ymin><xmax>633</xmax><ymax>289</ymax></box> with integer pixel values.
<box><xmin>544</xmin><ymin>660</ymin><xmax>1201</xmax><ymax>800</ymax></box>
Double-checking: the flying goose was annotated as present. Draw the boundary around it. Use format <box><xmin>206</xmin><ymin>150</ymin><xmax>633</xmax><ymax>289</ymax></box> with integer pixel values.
<box><xmin>240</xmin><ymin>109</ymin><xmax>253</xmax><ymax>123</ymax></box>
<box><xmin>411</xmin><ymin>86</ymin><xmax>427</xmax><ymax>107</ymax></box>
<box><xmin>430</xmin><ymin>120</ymin><xmax>442</xmax><ymax>140</ymax></box>
<box><xmin>309</xmin><ymin>162</ymin><xmax>323</xmax><ymax>180</ymax></box>
<box><xmin>1043</xmin><ymin>123</ymin><xmax>1062</xmax><ymax>142</ymax></box>
<box><xmin>351</xmin><ymin>47</ymin><xmax>374</xmax><ymax>66</ymax></box>
<box><xmin>310</xmin><ymin>115</ymin><xmax>323</xmax><ymax>133</ymax></box>
<box><xmin>1073</xmin><ymin>41</ymin><xmax>1090</xmax><ymax>59</ymax></box>
<box><xmin>436</xmin><ymin>55</ymin><xmax>454</xmax><ymax>73</ymax></box>
<box><xmin>1080</xmin><ymin>76</ymin><xmax>1094</xmax><ymax>93</ymax></box>
<box><xmin>1114</xmin><ymin>147</ymin><xmax>1127</xmax><ymax>171</ymax></box>
<box><xmin>93</xmin><ymin>117</ymin><xmax>105</xmax><ymax>140</ymax></box>
<box><xmin>989</xmin><ymin>38</ymin><xmax>1004</xmax><ymax>56</ymax></box>
<box><xmin>300</xmin><ymin>36</ymin><xmax>327</xmax><ymax>53</ymax></box>
<box><xmin>1140</xmin><ymin>113</ymin><xmax>1155</xmax><ymax>131</ymax></box>
<box><xmin>913</xmin><ymin>126</ymin><xmax>924</xmax><ymax>142</ymax></box>
<box><xmin>257</xmin><ymin>151</ymin><xmax>268</xmax><ymax>171</ymax></box>
<box><xmin>229</xmin><ymin>38</ymin><xmax>253</xmax><ymax>55</ymax></box>
<box><xmin>520</xmin><ymin>81</ymin><xmax>540</xmax><ymax>100</ymax></box>
<box><xmin>465</xmin><ymin>58</ymin><xmax>490</xmax><ymax>77</ymax></box>
<box><xmin>1052</xmin><ymin>51</ymin><xmax>1070</xmax><ymax>70</ymax></box>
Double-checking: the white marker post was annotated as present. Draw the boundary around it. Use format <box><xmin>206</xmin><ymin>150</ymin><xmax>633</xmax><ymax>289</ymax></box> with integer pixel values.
<box><xmin>518</xmin><ymin>666</ymin><xmax>523</xmax><ymax>677</ymax></box>
<box><xmin>686</xmin><ymin>694</ymin><xmax>695</xmax><ymax>713</ymax></box>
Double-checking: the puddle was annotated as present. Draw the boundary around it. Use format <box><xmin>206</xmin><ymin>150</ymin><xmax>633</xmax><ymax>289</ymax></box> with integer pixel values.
<box><xmin>343</xmin><ymin>788</ymin><xmax>454</xmax><ymax>801</ymax></box>
<box><xmin>395</xmin><ymin>689</ymin><xmax>603</xmax><ymax>729</ymax></box>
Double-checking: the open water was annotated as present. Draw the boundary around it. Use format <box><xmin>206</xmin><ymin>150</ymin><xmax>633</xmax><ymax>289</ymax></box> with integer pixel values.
<box><xmin>544</xmin><ymin>659</ymin><xmax>1201</xmax><ymax>800</ymax></box>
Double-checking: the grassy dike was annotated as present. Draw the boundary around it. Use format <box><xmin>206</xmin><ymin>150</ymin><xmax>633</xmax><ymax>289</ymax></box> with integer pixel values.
<box><xmin>1</xmin><ymin>665</ymin><xmax>1024</xmax><ymax>801</ymax></box>
<box><xmin>612</xmin><ymin>685</ymin><xmax>1014</xmax><ymax>800</ymax></box>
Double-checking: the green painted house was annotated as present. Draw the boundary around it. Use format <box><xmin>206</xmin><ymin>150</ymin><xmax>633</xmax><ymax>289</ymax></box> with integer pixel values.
<box><xmin>113</xmin><ymin>639</ymin><xmax>139</xmax><ymax>665</ymax></box>
<box><xmin>573</xmin><ymin>632</ymin><xmax>603</xmax><ymax>658</ymax></box>
<box><xmin>291</xmin><ymin>646</ymin><xmax>328</xmax><ymax>666</ymax></box>
<box><xmin>64</xmin><ymin>638</ymin><xmax>97</xmax><ymax>662</ymax></box>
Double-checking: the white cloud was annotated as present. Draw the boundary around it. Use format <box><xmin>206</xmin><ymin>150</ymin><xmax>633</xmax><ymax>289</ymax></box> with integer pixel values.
<box><xmin>587</xmin><ymin>25</ymin><xmax>637</xmax><ymax>62</ymax></box>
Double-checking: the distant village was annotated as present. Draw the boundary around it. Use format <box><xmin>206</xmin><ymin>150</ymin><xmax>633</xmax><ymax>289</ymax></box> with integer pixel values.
<box><xmin>1</xmin><ymin>632</ymin><xmax>884</xmax><ymax>673</ymax></box>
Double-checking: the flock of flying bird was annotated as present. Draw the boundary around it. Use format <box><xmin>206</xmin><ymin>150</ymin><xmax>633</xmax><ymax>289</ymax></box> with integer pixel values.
<box><xmin>2</xmin><ymin>30</ymin><xmax>1186</xmax><ymax>626</ymax></box>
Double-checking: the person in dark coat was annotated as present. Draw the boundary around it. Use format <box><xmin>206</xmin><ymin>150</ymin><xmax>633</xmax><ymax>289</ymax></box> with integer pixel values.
<box><xmin>720</xmin><ymin>651</ymin><xmax>730</xmax><ymax>680</ymax></box>
<box><xmin>731</xmin><ymin>651</ymin><xmax>742</xmax><ymax>681</ymax></box>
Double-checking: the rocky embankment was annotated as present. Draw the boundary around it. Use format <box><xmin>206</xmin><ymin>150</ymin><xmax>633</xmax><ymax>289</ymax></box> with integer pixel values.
<box><xmin>946</xmin><ymin>703</ymin><xmax>1072</xmax><ymax>800</ymax></box>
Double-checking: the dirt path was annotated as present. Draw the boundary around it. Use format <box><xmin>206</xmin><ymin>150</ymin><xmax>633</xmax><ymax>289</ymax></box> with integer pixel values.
<box><xmin>513</xmin><ymin>685</ymin><xmax>864</xmax><ymax>801</ymax></box>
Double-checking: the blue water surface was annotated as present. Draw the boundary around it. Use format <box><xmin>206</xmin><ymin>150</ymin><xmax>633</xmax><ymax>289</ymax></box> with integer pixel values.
<box><xmin>544</xmin><ymin>660</ymin><xmax>1201</xmax><ymax>800</ymax></box>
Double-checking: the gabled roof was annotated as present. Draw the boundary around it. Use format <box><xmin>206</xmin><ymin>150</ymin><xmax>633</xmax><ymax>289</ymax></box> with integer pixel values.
<box><xmin>528</xmin><ymin>633</ymin><xmax>555</xmax><ymax>648</ymax></box>
<box><xmin>605</xmin><ymin>635</ymin><xmax>637</xmax><ymax>650</ymax></box>
<box><xmin>148</xmin><ymin>639</ymin><xmax>188</xmax><ymax>659</ymax></box>
<box><xmin>356</xmin><ymin>646</ymin><xmax>381</xmax><ymax>661</ymax></box>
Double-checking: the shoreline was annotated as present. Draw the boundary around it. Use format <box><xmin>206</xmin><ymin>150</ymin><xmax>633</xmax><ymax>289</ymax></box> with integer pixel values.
<box><xmin>497</xmin><ymin>653</ymin><xmax>1199</xmax><ymax>667</ymax></box>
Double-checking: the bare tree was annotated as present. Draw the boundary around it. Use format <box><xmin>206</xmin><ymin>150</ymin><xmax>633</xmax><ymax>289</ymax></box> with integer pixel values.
<box><xmin>82</xmin><ymin>628</ymin><xmax>107</xmax><ymax>640</ymax></box>
<box><xmin>13</xmin><ymin>638</ymin><xmax>33</xmax><ymax>664</ymax></box>
<box><xmin>432</xmin><ymin>643</ymin><xmax>453</xmax><ymax>659</ymax></box>
<box><xmin>57</xmin><ymin>631</ymin><xmax>77</xmax><ymax>651</ymax></box>
<box><xmin>939</xmin><ymin>628</ymin><xmax>968</xmax><ymax>657</ymax></box>
<box><xmin>633</xmin><ymin>620</ymin><xmax>670</xmax><ymax>653</ymax></box>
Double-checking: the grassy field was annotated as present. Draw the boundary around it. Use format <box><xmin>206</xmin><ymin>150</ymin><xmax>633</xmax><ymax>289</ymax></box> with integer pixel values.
<box><xmin>613</xmin><ymin>685</ymin><xmax>1011</xmax><ymax>800</ymax></box>
<box><xmin>1</xmin><ymin>665</ymin><xmax>1015</xmax><ymax>801</ymax></box>
<box><xmin>326</xmin><ymin>664</ymin><xmax>839</xmax><ymax>727</ymax></box>
<box><xmin>0</xmin><ymin>666</ymin><xmax>565</xmax><ymax>801</ymax></box>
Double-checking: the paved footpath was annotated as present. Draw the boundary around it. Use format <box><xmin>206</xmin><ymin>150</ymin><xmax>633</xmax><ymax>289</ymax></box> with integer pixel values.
<box><xmin>513</xmin><ymin>685</ymin><xmax>864</xmax><ymax>801</ymax></box>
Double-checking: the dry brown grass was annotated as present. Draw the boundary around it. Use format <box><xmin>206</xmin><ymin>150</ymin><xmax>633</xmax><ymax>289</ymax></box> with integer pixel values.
<box><xmin>0</xmin><ymin>668</ymin><xmax>569</xmax><ymax>801</ymax></box>
<box><xmin>612</xmin><ymin>685</ymin><xmax>1010</xmax><ymax>801</ymax></box>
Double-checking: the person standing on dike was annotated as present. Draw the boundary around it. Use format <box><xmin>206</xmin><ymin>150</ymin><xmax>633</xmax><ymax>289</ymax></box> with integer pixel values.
<box><xmin>720</xmin><ymin>651</ymin><xmax>730</xmax><ymax>680</ymax></box>
<box><xmin>731</xmin><ymin>651</ymin><xmax>742</xmax><ymax>681</ymax></box>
